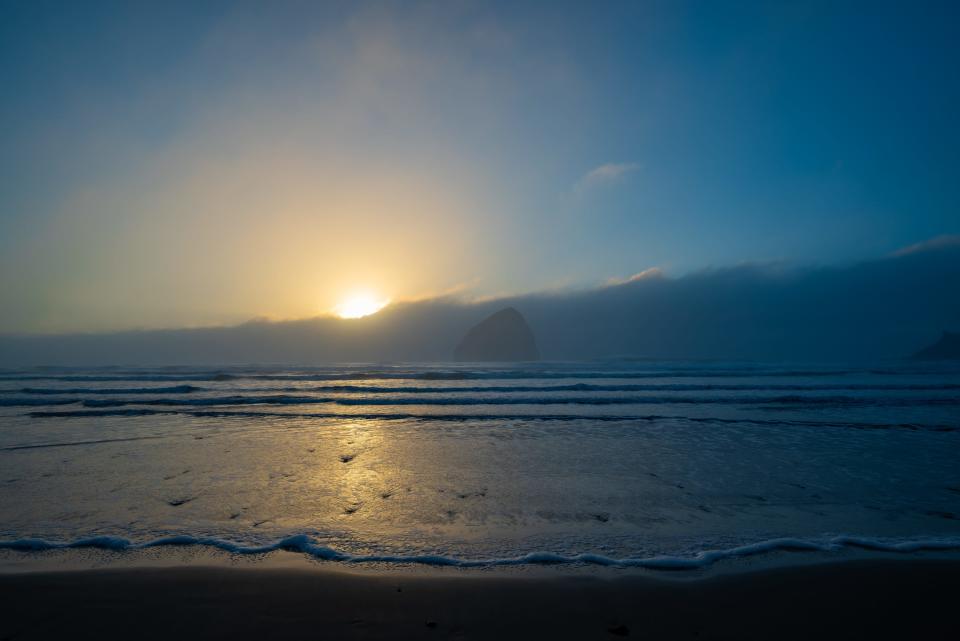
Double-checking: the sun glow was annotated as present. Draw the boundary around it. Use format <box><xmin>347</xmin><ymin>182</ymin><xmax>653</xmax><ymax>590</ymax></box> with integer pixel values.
<box><xmin>334</xmin><ymin>294</ymin><xmax>389</xmax><ymax>319</ymax></box>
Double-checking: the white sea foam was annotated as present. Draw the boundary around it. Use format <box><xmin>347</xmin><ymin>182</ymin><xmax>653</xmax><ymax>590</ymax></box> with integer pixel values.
<box><xmin>2</xmin><ymin>534</ymin><xmax>960</xmax><ymax>568</ymax></box>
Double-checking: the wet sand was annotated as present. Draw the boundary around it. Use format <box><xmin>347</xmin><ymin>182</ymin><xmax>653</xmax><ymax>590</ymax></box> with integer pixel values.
<box><xmin>1</xmin><ymin>558</ymin><xmax>957</xmax><ymax>640</ymax></box>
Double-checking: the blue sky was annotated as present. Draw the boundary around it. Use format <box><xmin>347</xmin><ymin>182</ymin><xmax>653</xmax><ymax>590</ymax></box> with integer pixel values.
<box><xmin>1</xmin><ymin>1</ymin><xmax>958</xmax><ymax>332</ymax></box>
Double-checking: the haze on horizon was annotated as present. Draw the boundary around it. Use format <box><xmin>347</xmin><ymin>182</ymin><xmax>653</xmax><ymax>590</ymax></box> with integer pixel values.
<box><xmin>1</xmin><ymin>1</ymin><xmax>958</xmax><ymax>338</ymax></box>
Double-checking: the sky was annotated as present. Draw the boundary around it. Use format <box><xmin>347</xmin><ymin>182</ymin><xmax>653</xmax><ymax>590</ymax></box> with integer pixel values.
<box><xmin>1</xmin><ymin>0</ymin><xmax>958</xmax><ymax>333</ymax></box>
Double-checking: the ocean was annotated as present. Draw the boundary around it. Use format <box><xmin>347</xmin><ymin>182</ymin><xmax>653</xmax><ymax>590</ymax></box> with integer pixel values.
<box><xmin>1</xmin><ymin>361</ymin><xmax>959</xmax><ymax>568</ymax></box>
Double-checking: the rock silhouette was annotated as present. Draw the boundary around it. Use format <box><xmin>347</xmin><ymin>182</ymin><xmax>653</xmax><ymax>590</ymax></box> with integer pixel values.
<box><xmin>454</xmin><ymin>307</ymin><xmax>540</xmax><ymax>362</ymax></box>
<box><xmin>912</xmin><ymin>331</ymin><xmax>960</xmax><ymax>360</ymax></box>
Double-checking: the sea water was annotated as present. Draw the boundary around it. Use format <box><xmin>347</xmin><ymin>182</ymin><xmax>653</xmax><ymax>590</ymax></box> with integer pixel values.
<box><xmin>1</xmin><ymin>361</ymin><xmax>959</xmax><ymax>567</ymax></box>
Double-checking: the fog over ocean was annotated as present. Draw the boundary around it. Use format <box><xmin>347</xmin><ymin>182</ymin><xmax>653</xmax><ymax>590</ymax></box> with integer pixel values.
<box><xmin>5</xmin><ymin>239</ymin><xmax>959</xmax><ymax>367</ymax></box>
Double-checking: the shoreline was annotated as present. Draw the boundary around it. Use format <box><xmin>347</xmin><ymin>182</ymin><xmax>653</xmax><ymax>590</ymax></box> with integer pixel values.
<box><xmin>1</xmin><ymin>554</ymin><xmax>958</xmax><ymax>640</ymax></box>
<box><xmin>3</xmin><ymin>540</ymin><xmax>960</xmax><ymax>578</ymax></box>
<box><xmin>4</xmin><ymin>531</ymin><xmax>960</xmax><ymax>573</ymax></box>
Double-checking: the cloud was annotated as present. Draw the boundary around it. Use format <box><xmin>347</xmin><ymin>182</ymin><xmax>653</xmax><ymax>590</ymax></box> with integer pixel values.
<box><xmin>573</xmin><ymin>162</ymin><xmax>640</xmax><ymax>194</ymax></box>
<box><xmin>605</xmin><ymin>267</ymin><xmax>664</xmax><ymax>287</ymax></box>
<box><xmin>891</xmin><ymin>234</ymin><xmax>960</xmax><ymax>257</ymax></box>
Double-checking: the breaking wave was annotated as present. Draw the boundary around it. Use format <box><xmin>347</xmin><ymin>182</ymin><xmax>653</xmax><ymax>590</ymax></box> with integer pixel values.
<box><xmin>2</xmin><ymin>534</ymin><xmax>959</xmax><ymax>569</ymax></box>
<box><xmin>15</xmin><ymin>385</ymin><xmax>202</xmax><ymax>395</ymax></box>
<box><xmin>22</xmin><ymin>408</ymin><xmax>958</xmax><ymax>432</ymax></box>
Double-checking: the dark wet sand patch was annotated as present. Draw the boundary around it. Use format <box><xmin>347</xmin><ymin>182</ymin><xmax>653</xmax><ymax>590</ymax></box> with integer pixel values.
<box><xmin>0</xmin><ymin>559</ymin><xmax>957</xmax><ymax>640</ymax></box>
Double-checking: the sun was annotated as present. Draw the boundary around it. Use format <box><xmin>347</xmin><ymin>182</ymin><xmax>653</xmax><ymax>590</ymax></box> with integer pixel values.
<box><xmin>334</xmin><ymin>294</ymin><xmax>389</xmax><ymax>319</ymax></box>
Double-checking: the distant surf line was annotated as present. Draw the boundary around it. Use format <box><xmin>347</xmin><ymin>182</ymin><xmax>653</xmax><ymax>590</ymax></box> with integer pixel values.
<box><xmin>0</xmin><ymin>369</ymin><xmax>867</xmax><ymax>383</ymax></box>
<box><xmin>6</xmin><ymin>382</ymin><xmax>960</xmax><ymax>396</ymax></box>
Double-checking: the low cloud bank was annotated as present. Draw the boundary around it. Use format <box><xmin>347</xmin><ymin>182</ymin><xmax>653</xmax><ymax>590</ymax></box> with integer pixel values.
<box><xmin>2</xmin><ymin>241</ymin><xmax>958</xmax><ymax>366</ymax></box>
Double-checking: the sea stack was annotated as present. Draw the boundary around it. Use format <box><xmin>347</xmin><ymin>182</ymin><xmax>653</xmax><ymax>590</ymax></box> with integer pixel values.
<box><xmin>912</xmin><ymin>331</ymin><xmax>960</xmax><ymax>360</ymax></box>
<box><xmin>454</xmin><ymin>307</ymin><xmax>540</xmax><ymax>362</ymax></box>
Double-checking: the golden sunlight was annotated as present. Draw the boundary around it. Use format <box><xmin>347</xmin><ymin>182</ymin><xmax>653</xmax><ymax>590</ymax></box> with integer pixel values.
<box><xmin>334</xmin><ymin>294</ymin><xmax>389</xmax><ymax>319</ymax></box>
